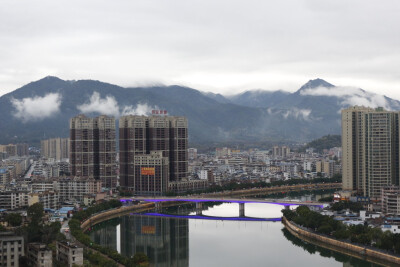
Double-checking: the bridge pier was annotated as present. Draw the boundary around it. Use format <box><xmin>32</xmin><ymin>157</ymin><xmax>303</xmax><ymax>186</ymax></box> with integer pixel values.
<box><xmin>239</xmin><ymin>203</ymin><xmax>245</xmax><ymax>217</ymax></box>
<box><xmin>196</xmin><ymin>202</ymin><xmax>203</xmax><ymax>215</ymax></box>
<box><xmin>155</xmin><ymin>202</ymin><xmax>162</xmax><ymax>212</ymax></box>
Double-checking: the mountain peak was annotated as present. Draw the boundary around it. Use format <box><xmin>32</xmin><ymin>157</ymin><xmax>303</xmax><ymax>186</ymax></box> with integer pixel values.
<box><xmin>38</xmin><ymin>76</ymin><xmax>64</xmax><ymax>82</ymax></box>
<box><xmin>298</xmin><ymin>79</ymin><xmax>334</xmax><ymax>92</ymax></box>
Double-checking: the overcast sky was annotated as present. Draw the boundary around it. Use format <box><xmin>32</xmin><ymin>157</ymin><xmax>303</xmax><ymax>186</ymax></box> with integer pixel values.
<box><xmin>1</xmin><ymin>0</ymin><xmax>400</xmax><ymax>98</ymax></box>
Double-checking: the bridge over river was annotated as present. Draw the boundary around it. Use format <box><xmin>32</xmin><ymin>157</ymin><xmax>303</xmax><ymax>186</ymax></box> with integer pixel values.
<box><xmin>120</xmin><ymin>196</ymin><xmax>326</xmax><ymax>218</ymax></box>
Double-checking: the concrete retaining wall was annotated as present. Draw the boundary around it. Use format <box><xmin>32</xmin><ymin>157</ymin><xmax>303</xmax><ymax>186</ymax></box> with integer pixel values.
<box><xmin>283</xmin><ymin>216</ymin><xmax>400</xmax><ymax>266</ymax></box>
<box><xmin>80</xmin><ymin>201</ymin><xmax>188</xmax><ymax>231</ymax></box>
<box><xmin>80</xmin><ymin>202</ymin><xmax>155</xmax><ymax>231</ymax></box>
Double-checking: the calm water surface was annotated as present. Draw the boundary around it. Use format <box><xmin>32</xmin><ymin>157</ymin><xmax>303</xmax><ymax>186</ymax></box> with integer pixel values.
<box><xmin>89</xmin><ymin>200</ymin><xmax>384</xmax><ymax>267</ymax></box>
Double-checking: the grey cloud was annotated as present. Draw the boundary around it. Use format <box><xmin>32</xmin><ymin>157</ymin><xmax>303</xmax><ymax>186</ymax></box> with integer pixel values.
<box><xmin>0</xmin><ymin>1</ymin><xmax>400</xmax><ymax>98</ymax></box>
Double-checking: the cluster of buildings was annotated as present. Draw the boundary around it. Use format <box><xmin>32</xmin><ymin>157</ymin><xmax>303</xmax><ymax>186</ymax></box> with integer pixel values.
<box><xmin>0</xmin><ymin>231</ymin><xmax>83</xmax><ymax>267</ymax></box>
<box><xmin>69</xmin><ymin>114</ymin><xmax>206</xmax><ymax>196</ymax></box>
<box><xmin>0</xmin><ymin>143</ymin><xmax>29</xmax><ymax>159</ymax></box>
<box><xmin>0</xmin><ymin>113</ymin><xmax>208</xmax><ymax>213</ymax></box>
<box><xmin>188</xmin><ymin>145</ymin><xmax>342</xmax><ymax>184</ymax></box>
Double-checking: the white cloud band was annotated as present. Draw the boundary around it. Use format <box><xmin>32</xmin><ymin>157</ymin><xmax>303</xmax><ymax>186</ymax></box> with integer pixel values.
<box><xmin>11</xmin><ymin>93</ymin><xmax>62</xmax><ymax>122</ymax></box>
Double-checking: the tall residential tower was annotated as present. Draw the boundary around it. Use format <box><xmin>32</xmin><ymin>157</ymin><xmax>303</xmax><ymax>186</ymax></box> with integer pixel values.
<box><xmin>70</xmin><ymin>115</ymin><xmax>117</xmax><ymax>188</ymax></box>
<box><xmin>41</xmin><ymin>137</ymin><xmax>70</xmax><ymax>161</ymax></box>
<box><xmin>342</xmin><ymin>106</ymin><xmax>399</xmax><ymax>198</ymax></box>
<box><xmin>119</xmin><ymin>115</ymin><xmax>188</xmax><ymax>195</ymax></box>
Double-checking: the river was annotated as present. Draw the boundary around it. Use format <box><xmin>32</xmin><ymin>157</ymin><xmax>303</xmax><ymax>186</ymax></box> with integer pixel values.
<box><xmin>88</xmin><ymin>193</ymin><xmax>383</xmax><ymax>267</ymax></box>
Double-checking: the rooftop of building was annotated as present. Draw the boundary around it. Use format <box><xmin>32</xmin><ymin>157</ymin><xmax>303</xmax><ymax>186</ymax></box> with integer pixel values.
<box><xmin>0</xmin><ymin>232</ymin><xmax>23</xmax><ymax>237</ymax></box>
<box><xmin>57</xmin><ymin>241</ymin><xmax>82</xmax><ymax>249</ymax></box>
<box><xmin>28</xmin><ymin>243</ymin><xmax>51</xmax><ymax>251</ymax></box>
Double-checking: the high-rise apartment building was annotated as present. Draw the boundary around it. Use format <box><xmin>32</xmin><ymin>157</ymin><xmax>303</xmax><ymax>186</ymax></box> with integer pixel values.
<box><xmin>272</xmin><ymin>145</ymin><xmax>291</xmax><ymax>159</ymax></box>
<box><xmin>342</xmin><ymin>106</ymin><xmax>399</xmax><ymax>198</ymax></box>
<box><xmin>70</xmin><ymin>115</ymin><xmax>117</xmax><ymax>188</ymax></box>
<box><xmin>41</xmin><ymin>138</ymin><xmax>70</xmax><ymax>161</ymax></box>
<box><xmin>119</xmin><ymin>115</ymin><xmax>188</xmax><ymax>194</ymax></box>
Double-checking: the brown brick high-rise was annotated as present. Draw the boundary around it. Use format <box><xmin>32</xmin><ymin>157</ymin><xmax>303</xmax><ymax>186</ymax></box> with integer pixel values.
<box><xmin>70</xmin><ymin>115</ymin><xmax>117</xmax><ymax>188</ymax></box>
<box><xmin>119</xmin><ymin>115</ymin><xmax>188</xmax><ymax>194</ymax></box>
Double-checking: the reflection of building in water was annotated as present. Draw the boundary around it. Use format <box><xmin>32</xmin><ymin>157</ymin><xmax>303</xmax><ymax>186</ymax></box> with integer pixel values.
<box><xmin>121</xmin><ymin>215</ymin><xmax>189</xmax><ymax>267</ymax></box>
<box><xmin>90</xmin><ymin>221</ymin><xmax>118</xmax><ymax>250</ymax></box>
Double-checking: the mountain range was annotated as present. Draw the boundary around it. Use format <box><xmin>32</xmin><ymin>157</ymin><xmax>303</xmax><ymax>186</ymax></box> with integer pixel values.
<box><xmin>0</xmin><ymin>77</ymin><xmax>399</xmax><ymax>145</ymax></box>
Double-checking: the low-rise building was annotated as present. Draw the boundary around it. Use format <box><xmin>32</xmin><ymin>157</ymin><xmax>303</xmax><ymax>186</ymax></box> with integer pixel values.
<box><xmin>58</xmin><ymin>177</ymin><xmax>102</xmax><ymax>202</ymax></box>
<box><xmin>56</xmin><ymin>241</ymin><xmax>83</xmax><ymax>267</ymax></box>
<box><xmin>29</xmin><ymin>191</ymin><xmax>59</xmax><ymax>210</ymax></box>
<box><xmin>0</xmin><ymin>190</ymin><xmax>29</xmax><ymax>210</ymax></box>
<box><xmin>381</xmin><ymin>186</ymin><xmax>400</xmax><ymax>215</ymax></box>
<box><xmin>0</xmin><ymin>232</ymin><xmax>24</xmax><ymax>267</ymax></box>
<box><xmin>27</xmin><ymin>243</ymin><xmax>52</xmax><ymax>267</ymax></box>
<box><xmin>168</xmin><ymin>180</ymin><xmax>208</xmax><ymax>193</ymax></box>
<box><xmin>0</xmin><ymin>168</ymin><xmax>10</xmax><ymax>185</ymax></box>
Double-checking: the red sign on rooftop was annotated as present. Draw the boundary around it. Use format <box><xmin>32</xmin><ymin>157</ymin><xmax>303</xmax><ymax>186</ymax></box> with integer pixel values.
<box><xmin>152</xmin><ymin>110</ymin><xmax>168</xmax><ymax>115</ymax></box>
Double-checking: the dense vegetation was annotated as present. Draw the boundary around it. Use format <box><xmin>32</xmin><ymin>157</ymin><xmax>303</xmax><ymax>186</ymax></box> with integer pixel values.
<box><xmin>5</xmin><ymin>213</ymin><xmax>22</xmax><ymax>227</ymax></box>
<box><xmin>300</xmin><ymin>134</ymin><xmax>341</xmax><ymax>153</ymax></box>
<box><xmin>330</xmin><ymin>201</ymin><xmax>364</xmax><ymax>213</ymax></box>
<box><xmin>283</xmin><ymin>206</ymin><xmax>400</xmax><ymax>254</ymax></box>
<box><xmin>12</xmin><ymin>203</ymin><xmax>65</xmax><ymax>245</ymax></box>
<box><xmin>69</xmin><ymin>200</ymin><xmax>149</xmax><ymax>266</ymax></box>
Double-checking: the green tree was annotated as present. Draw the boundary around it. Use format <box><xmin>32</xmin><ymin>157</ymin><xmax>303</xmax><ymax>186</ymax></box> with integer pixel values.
<box><xmin>41</xmin><ymin>222</ymin><xmax>62</xmax><ymax>244</ymax></box>
<box><xmin>379</xmin><ymin>231</ymin><xmax>394</xmax><ymax>251</ymax></box>
<box><xmin>333</xmin><ymin>228</ymin><xmax>350</xmax><ymax>240</ymax></box>
<box><xmin>133</xmin><ymin>252</ymin><xmax>149</xmax><ymax>266</ymax></box>
<box><xmin>6</xmin><ymin>213</ymin><xmax>22</xmax><ymax>227</ymax></box>
<box><xmin>317</xmin><ymin>224</ymin><xmax>333</xmax><ymax>235</ymax></box>
<box><xmin>296</xmin><ymin>206</ymin><xmax>311</xmax><ymax>217</ymax></box>
<box><xmin>27</xmin><ymin>203</ymin><xmax>44</xmax><ymax>224</ymax></box>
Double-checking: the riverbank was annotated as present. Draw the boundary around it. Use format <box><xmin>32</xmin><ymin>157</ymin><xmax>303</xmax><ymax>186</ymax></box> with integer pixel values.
<box><xmin>282</xmin><ymin>216</ymin><xmax>400</xmax><ymax>266</ymax></box>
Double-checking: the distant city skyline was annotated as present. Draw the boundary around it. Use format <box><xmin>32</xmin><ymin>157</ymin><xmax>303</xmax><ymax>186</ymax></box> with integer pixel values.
<box><xmin>1</xmin><ymin>1</ymin><xmax>400</xmax><ymax>98</ymax></box>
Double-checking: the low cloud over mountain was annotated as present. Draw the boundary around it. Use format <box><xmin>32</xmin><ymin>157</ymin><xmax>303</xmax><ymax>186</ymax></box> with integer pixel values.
<box><xmin>300</xmin><ymin>86</ymin><xmax>391</xmax><ymax>110</ymax></box>
<box><xmin>1</xmin><ymin>76</ymin><xmax>400</xmax><ymax>144</ymax></box>
<box><xmin>11</xmin><ymin>92</ymin><xmax>62</xmax><ymax>122</ymax></box>
<box><xmin>76</xmin><ymin>92</ymin><xmax>158</xmax><ymax>117</ymax></box>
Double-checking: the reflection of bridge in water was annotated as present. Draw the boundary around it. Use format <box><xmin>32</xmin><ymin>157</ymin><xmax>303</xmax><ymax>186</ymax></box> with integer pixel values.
<box><xmin>137</xmin><ymin>212</ymin><xmax>282</xmax><ymax>222</ymax></box>
<box><xmin>121</xmin><ymin>197</ymin><xmax>325</xmax><ymax>218</ymax></box>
